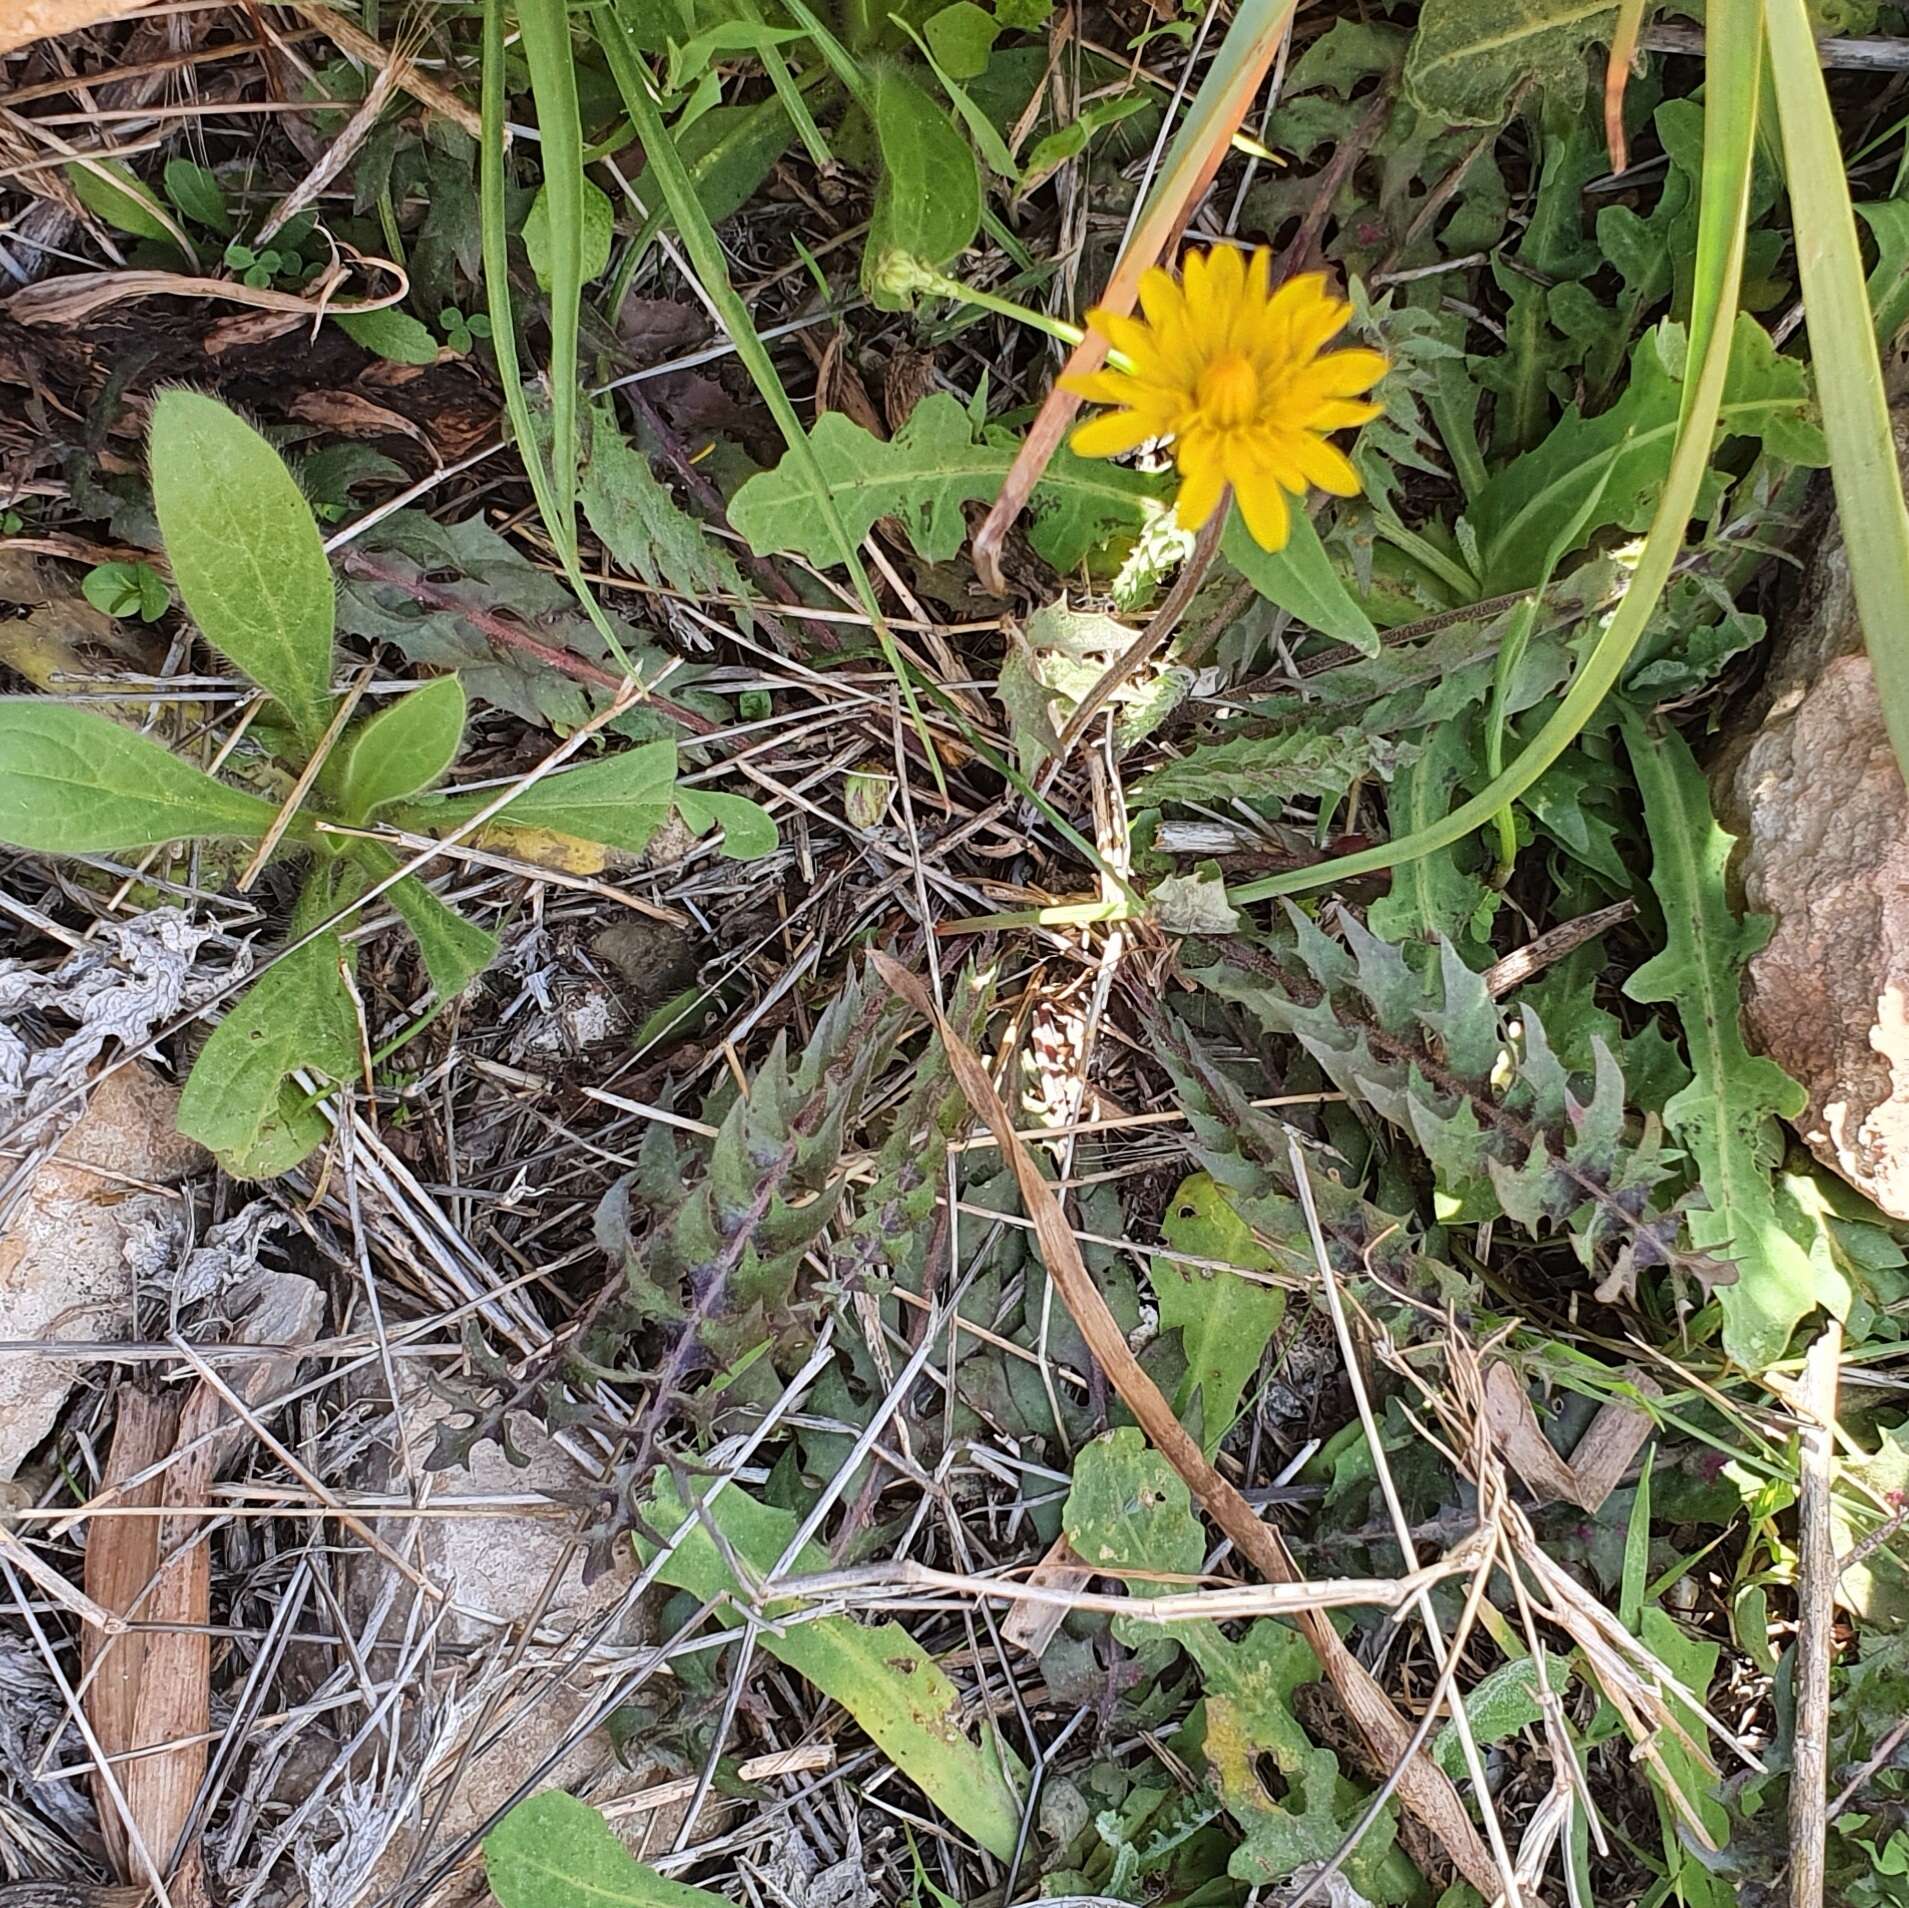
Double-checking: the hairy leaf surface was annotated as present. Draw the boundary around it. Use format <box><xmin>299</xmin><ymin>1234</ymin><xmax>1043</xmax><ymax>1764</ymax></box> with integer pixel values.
<box><xmin>0</xmin><ymin>703</ymin><xmax>278</xmax><ymax>852</ymax></box>
<box><xmin>150</xmin><ymin>390</ymin><xmax>336</xmax><ymax>750</ymax></box>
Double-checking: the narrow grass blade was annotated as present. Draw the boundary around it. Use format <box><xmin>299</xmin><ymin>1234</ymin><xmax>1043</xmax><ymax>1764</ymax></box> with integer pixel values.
<box><xmin>515</xmin><ymin>0</ymin><xmax>586</xmax><ymax>541</ymax></box>
<box><xmin>479</xmin><ymin>0</ymin><xmax>635</xmax><ymax>672</ymax></box>
<box><xmin>1765</xmin><ymin>0</ymin><xmax>1909</xmax><ymax>783</ymax></box>
<box><xmin>596</xmin><ymin>14</ymin><xmax>947</xmax><ymax>789</ymax></box>
<box><xmin>1231</xmin><ymin>0</ymin><xmax>1760</xmax><ymax>907</ymax></box>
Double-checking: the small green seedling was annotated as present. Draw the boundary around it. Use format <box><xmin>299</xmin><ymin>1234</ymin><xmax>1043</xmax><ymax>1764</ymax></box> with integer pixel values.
<box><xmin>223</xmin><ymin>234</ymin><xmax>323</xmax><ymax>291</ymax></box>
<box><xmin>82</xmin><ymin>559</ymin><xmax>170</xmax><ymax>623</ymax></box>
<box><xmin>0</xmin><ymin>391</ymin><xmax>777</xmax><ymax>1179</ymax></box>
<box><xmin>438</xmin><ymin>305</ymin><xmax>492</xmax><ymax>355</ymax></box>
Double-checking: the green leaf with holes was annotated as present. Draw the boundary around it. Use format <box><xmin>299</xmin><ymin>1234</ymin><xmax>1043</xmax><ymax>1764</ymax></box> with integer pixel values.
<box><xmin>1062</xmin><ymin>1426</ymin><xmax>1206</xmax><ymax>1593</ymax></box>
<box><xmin>1149</xmin><ymin>1174</ymin><xmax>1284</xmax><ymax>1456</ymax></box>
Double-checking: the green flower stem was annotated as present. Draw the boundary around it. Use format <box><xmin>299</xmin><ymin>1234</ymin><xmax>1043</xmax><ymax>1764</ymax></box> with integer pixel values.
<box><xmin>911</xmin><ymin>264</ymin><xmax>1142</xmax><ymax>371</ymax></box>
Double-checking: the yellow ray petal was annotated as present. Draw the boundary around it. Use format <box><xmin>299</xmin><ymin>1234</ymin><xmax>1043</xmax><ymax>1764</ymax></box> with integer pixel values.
<box><xmin>1137</xmin><ymin>266</ymin><xmax>1187</xmax><ymax>334</ymax></box>
<box><xmin>1293</xmin><ymin>347</ymin><xmax>1389</xmax><ymax>399</ymax></box>
<box><xmin>1231</xmin><ymin>426</ymin><xmax>1308</xmax><ymax>492</ymax></box>
<box><xmin>1307</xmin><ymin>397</ymin><xmax>1384</xmax><ymax>430</ymax></box>
<box><xmin>1180</xmin><ymin>248</ymin><xmax>1211</xmax><ymax>328</ymax></box>
<box><xmin>1267</xmin><ymin>272</ymin><xmax>1330</xmax><ymax>325</ymax></box>
<box><xmin>1234</xmin><ymin>473</ymin><xmax>1291</xmax><ymax>551</ymax></box>
<box><xmin>1172</xmin><ymin>446</ymin><xmax>1227</xmax><ymax>531</ymax></box>
<box><xmin>1061</xmin><ymin>368</ymin><xmax>1138</xmax><ymax>404</ymax></box>
<box><xmin>1244</xmin><ymin>247</ymin><xmax>1272</xmax><ymax>309</ymax></box>
<box><xmin>1206</xmin><ymin>244</ymin><xmax>1246</xmax><ymax>306</ymax></box>
<box><xmin>1291</xmin><ymin>294</ymin><xmax>1353</xmax><ymax>359</ymax></box>
<box><xmin>1091</xmin><ymin>309</ymin><xmax>1171</xmax><ymax>377</ymax></box>
<box><xmin>1288</xmin><ymin>432</ymin><xmax>1362</xmax><ymax>496</ymax></box>
<box><xmin>1070</xmin><ymin>409</ymin><xmax>1160</xmax><ymax>458</ymax></box>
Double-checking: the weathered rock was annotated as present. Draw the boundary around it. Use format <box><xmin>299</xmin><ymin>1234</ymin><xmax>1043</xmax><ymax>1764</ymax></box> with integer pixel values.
<box><xmin>0</xmin><ymin>1066</ymin><xmax>206</xmax><ymax>1480</ymax></box>
<box><xmin>1716</xmin><ymin>421</ymin><xmax>1909</xmax><ymax>1219</ymax></box>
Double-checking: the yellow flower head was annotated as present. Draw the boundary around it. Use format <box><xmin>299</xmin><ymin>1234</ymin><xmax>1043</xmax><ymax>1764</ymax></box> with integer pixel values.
<box><xmin>1062</xmin><ymin>249</ymin><xmax>1386</xmax><ymax>552</ymax></box>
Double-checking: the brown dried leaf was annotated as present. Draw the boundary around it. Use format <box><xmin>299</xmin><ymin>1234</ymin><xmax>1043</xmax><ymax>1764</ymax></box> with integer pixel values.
<box><xmin>1481</xmin><ymin>1361</ymin><xmax>1584</xmax><ymax>1508</ymax></box>
<box><xmin>1563</xmin><ymin>1371</ymin><xmax>1660</xmax><ymax>1514</ymax></box>
<box><xmin>0</xmin><ymin>0</ymin><xmax>155</xmax><ymax>57</ymax></box>
<box><xmin>1481</xmin><ymin>1361</ymin><xmax>1659</xmax><ymax>1513</ymax></box>
<box><xmin>82</xmin><ymin>1389</ymin><xmax>191</xmax><ymax>1884</ymax></box>
<box><xmin>999</xmin><ymin>1532</ymin><xmax>1092</xmax><ymax>1658</ymax></box>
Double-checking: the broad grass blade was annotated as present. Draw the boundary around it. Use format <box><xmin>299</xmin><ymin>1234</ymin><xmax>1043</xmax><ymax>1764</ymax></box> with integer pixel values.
<box><xmin>1765</xmin><ymin>0</ymin><xmax>1909</xmax><ymax>783</ymax></box>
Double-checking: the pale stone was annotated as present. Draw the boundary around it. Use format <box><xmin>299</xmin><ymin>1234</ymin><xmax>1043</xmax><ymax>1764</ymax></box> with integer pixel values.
<box><xmin>1716</xmin><ymin>421</ymin><xmax>1909</xmax><ymax>1220</ymax></box>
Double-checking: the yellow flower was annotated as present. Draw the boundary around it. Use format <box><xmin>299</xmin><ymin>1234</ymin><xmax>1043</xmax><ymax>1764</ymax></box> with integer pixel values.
<box><xmin>1062</xmin><ymin>249</ymin><xmax>1386</xmax><ymax>552</ymax></box>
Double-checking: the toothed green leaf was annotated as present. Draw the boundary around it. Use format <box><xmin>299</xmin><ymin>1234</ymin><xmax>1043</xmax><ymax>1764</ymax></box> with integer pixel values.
<box><xmin>1619</xmin><ymin>706</ymin><xmax>1821</xmax><ymax>1371</ymax></box>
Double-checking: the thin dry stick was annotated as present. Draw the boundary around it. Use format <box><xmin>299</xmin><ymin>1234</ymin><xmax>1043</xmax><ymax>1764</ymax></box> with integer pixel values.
<box><xmin>1791</xmin><ymin>1320</ymin><xmax>1843</xmax><ymax>1908</ymax></box>
<box><xmin>256</xmin><ymin>20</ymin><xmax>416</xmax><ymax>243</ymax></box>
<box><xmin>767</xmin><ymin>1553</ymin><xmax>1478</xmax><ymax>1623</ymax></box>
<box><xmin>0</xmin><ymin>1524</ymin><xmax>125</xmax><ymax>1633</ymax></box>
<box><xmin>235</xmin><ymin>665</ymin><xmax>371</xmax><ymax>892</ymax></box>
<box><xmin>0</xmin><ymin>1557</ymin><xmax>177</xmax><ymax>1908</ymax></box>
<box><xmin>869</xmin><ymin>950</ymin><xmax>1503</xmax><ymax>1899</ymax></box>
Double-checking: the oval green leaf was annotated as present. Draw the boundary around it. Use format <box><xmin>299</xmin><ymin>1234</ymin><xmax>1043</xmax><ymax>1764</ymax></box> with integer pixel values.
<box><xmin>338</xmin><ymin>676</ymin><xmax>467</xmax><ymax>820</ymax></box>
<box><xmin>66</xmin><ymin>158</ymin><xmax>176</xmax><ymax>245</ymax></box>
<box><xmin>163</xmin><ymin>158</ymin><xmax>233</xmax><ymax>235</ymax></box>
<box><xmin>861</xmin><ymin>59</ymin><xmax>980</xmax><ymax>310</ymax></box>
<box><xmin>522</xmin><ymin>175</ymin><xmax>614</xmax><ymax>292</ymax></box>
<box><xmin>673</xmin><ymin>785</ymin><xmax>779</xmax><ymax>860</ymax></box>
<box><xmin>334</xmin><ymin>306</ymin><xmax>441</xmax><ymax>366</ymax></box>
<box><xmin>177</xmin><ymin>930</ymin><xmax>359</xmax><ymax>1179</ymax></box>
<box><xmin>411</xmin><ymin>738</ymin><xmax>679</xmax><ymax>855</ymax></box>
<box><xmin>0</xmin><ymin>701</ymin><xmax>279</xmax><ymax>852</ymax></box>
<box><xmin>150</xmin><ymin>390</ymin><xmax>337</xmax><ymax>751</ymax></box>
<box><xmin>1221</xmin><ymin>502</ymin><xmax>1378</xmax><ymax>656</ymax></box>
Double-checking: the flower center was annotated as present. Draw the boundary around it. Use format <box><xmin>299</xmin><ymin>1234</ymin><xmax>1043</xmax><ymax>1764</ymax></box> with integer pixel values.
<box><xmin>1195</xmin><ymin>352</ymin><xmax>1261</xmax><ymax>430</ymax></box>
